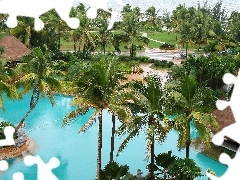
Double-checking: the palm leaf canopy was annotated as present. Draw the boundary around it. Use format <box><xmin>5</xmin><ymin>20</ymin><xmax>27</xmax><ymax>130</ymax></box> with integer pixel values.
<box><xmin>117</xmin><ymin>74</ymin><xmax>170</xmax><ymax>155</ymax></box>
<box><xmin>63</xmin><ymin>57</ymin><xmax>130</xmax><ymax>130</ymax></box>
<box><xmin>165</xmin><ymin>74</ymin><xmax>219</xmax><ymax>149</ymax></box>
<box><xmin>15</xmin><ymin>46</ymin><xmax>62</xmax><ymax>105</ymax></box>
<box><xmin>0</xmin><ymin>60</ymin><xmax>19</xmax><ymax>111</ymax></box>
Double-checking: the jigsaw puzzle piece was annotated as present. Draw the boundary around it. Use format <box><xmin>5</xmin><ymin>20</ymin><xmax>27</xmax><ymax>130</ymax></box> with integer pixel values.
<box><xmin>13</xmin><ymin>172</ymin><xmax>24</xmax><ymax>180</ymax></box>
<box><xmin>24</xmin><ymin>155</ymin><xmax>60</xmax><ymax>180</ymax></box>
<box><xmin>0</xmin><ymin>160</ymin><xmax>8</xmax><ymax>171</ymax></box>
<box><xmin>0</xmin><ymin>126</ymin><xmax>15</xmax><ymax>147</ymax></box>
<box><xmin>54</xmin><ymin>0</ymin><xmax>79</xmax><ymax>29</ymax></box>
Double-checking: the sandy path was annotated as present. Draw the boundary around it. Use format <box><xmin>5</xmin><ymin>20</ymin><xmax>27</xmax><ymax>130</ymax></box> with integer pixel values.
<box><xmin>125</xmin><ymin>63</ymin><xmax>171</xmax><ymax>83</ymax></box>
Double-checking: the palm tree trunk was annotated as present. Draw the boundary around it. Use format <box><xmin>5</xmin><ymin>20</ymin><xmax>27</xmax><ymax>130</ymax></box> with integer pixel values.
<box><xmin>185</xmin><ymin>42</ymin><xmax>188</xmax><ymax>59</ymax></box>
<box><xmin>103</xmin><ymin>43</ymin><xmax>106</xmax><ymax>55</ymax></box>
<box><xmin>15</xmin><ymin>86</ymin><xmax>39</xmax><ymax>132</ymax></box>
<box><xmin>15</xmin><ymin>107</ymin><xmax>33</xmax><ymax>132</ymax></box>
<box><xmin>149</xmin><ymin>115</ymin><xmax>155</xmax><ymax>180</ymax></box>
<box><xmin>110</xmin><ymin>114</ymin><xmax>115</xmax><ymax>162</ymax></box>
<box><xmin>186</xmin><ymin>119</ymin><xmax>191</xmax><ymax>158</ymax></box>
<box><xmin>97</xmin><ymin>110</ymin><xmax>103</xmax><ymax>180</ymax></box>
<box><xmin>150</xmin><ymin>133</ymin><xmax>155</xmax><ymax>180</ymax></box>
<box><xmin>131</xmin><ymin>44</ymin><xmax>134</xmax><ymax>57</ymax></box>
<box><xmin>73</xmin><ymin>38</ymin><xmax>76</xmax><ymax>53</ymax></box>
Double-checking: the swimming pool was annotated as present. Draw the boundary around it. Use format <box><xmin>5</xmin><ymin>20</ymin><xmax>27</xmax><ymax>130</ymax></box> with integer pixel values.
<box><xmin>0</xmin><ymin>93</ymin><xmax>227</xmax><ymax>179</ymax></box>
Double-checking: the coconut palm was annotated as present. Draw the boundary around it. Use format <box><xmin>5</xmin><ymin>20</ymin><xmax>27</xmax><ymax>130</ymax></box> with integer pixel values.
<box><xmin>10</xmin><ymin>17</ymin><xmax>33</xmax><ymax>48</ymax></box>
<box><xmin>93</xmin><ymin>9</ymin><xmax>114</xmax><ymax>54</ymax></box>
<box><xmin>120</xmin><ymin>5</ymin><xmax>149</xmax><ymax>57</ymax></box>
<box><xmin>117</xmin><ymin>74</ymin><xmax>170</xmax><ymax>180</ymax></box>
<box><xmin>0</xmin><ymin>58</ymin><xmax>18</xmax><ymax>111</ymax></box>
<box><xmin>63</xmin><ymin>57</ymin><xmax>130</xmax><ymax>180</ymax></box>
<box><xmin>15</xmin><ymin>46</ymin><xmax>62</xmax><ymax>131</ymax></box>
<box><xmin>165</xmin><ymin>74</ymin><xmax>219</xmax><ymax>158</ymax></box>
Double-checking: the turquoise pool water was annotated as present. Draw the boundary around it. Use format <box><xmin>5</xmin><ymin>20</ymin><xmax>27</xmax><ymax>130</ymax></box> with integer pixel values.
<box><xmin>0</xmin><ymin>93</ymin><xmax>227</xmax><ymax>179</ymax></box>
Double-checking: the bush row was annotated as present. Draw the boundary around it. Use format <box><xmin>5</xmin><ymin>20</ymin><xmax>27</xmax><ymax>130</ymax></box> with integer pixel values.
<box><xmin>153</xmin><ymin>60</ymin><xmax>174</xmax><ymax>68</ymax></box>
<box><xmin>159</xmin><ymin>43</ymin><xmax>175</xmax><ymax>50</ymax></box>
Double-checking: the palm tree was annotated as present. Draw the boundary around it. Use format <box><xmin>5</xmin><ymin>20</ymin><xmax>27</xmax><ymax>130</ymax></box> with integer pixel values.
<box><xmin>15</xmin><ymin>46</ymin><xmax>62</xmax><ymax>132</ymax></box>
<box><xmin>121</xmin><ymin>5</ymin><xmax>149</xmax><ymax>57</ymax></box>
<box><xmin>144</xmin><ymin>6</ymin><xmax>162</xmax><ymax>31</ymax></box>
<box><xmin>117</xmin><ymin>74</ymin><xmax>170</xmax><ymax>180</ymax></box>
<box><xmin>0</xmin><ymin>58</ymin><xmax>18</xmax><ymax>111</ymax></box>
<box><xmin>165</xmin><ymin>74</ymin><xmax>219</xmax><ymax>158</ymax></box>
<box><xmin>93</xmin><ymin>9</ymin><xmax>113</xmax><ymax>54</ymax></box>
<box><xmin>10</xmin><ymin>17</ymin><xmax>33</xmax><ymax>48</ymax></box>
<box><xmin>63</xmin><ymin>57</ymin><xmax>130</xmax><ymax>180</ymax></box>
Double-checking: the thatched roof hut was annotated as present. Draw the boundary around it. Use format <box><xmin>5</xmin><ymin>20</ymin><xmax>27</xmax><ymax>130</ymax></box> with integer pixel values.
<box><xmin>0</xmin><ymin>35</ymin><xmax>30</xmax><ymax>63</ymax></box>
<box><xmin>212</xmin><ymin>106</ymin><xmax>235</xmax><ymax>134</ymax></box>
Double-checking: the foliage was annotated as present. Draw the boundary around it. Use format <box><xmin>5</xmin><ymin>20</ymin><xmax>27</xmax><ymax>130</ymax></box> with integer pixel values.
<box><xmin>159</xmin><ymin>43</ymin><xmax>175</xmax><ymax>50</ymax></box>
<box><xmin>100</xmin><ymin>161</ymin><xmax>129</xmax><ymax>180</ymax></box>
<box><xmin>154</xmin><ymin>151</ymin><xmax>177</xmax><ymax>179</ymax></box>
<box><xmin>170</xmin><ymin>55</ymin><xmax>240</xmax><ymax>92</ymax></box>
<box><xmin>165</xmin><ymin>74</ymin><xmax>219</xmax><ymax>158</ymax></box>
<box><xmin>168</xmin><ymin>158</ymin><xmax>202</xmax><ymax>180</ymax></box>
<box><xmin>0</xmin><ymin>121</ymin><xmax>16</xmax><ymax>140</ymax></box>
<box><xmin>153</xmin><ymin>60</ymin><xmax>174</xmax><ymax>68</ymax></box>
<box><xmin>118</xmin><ymin>55</ymin><xmax>150</xmax><ymax>63</ymax></box>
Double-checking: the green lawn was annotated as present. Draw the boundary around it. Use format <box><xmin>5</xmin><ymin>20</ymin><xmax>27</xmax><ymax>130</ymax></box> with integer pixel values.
<box><xmin>146</xmin><ymin>31</ymin><xmax>176</xmax><ymax>48</ymax></box>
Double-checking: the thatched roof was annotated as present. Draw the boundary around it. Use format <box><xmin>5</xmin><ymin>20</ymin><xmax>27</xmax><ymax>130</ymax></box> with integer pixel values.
<box><xmin>212</xmin><ymin>106</ymin><xmax>236</xmax><ymax>134</ymax></box>
<box><xmin>0</xmin><ymin>35</ymin><xmax>30</xmax><ymax>62</ymax></box>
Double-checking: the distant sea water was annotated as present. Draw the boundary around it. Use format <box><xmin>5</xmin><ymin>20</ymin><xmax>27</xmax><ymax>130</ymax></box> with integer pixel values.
<box><xmin>75</xmin><ymin>0</ymin><xmax>240</xmax><ymax>16</ymax></box>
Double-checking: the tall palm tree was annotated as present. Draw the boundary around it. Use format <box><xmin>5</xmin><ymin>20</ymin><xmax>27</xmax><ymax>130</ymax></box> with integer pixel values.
<box><xmin>10</xmin><ymin>17</ymin><xmax>33</xmax><ymax>48</ymax></box>
<box><xmin>93</xmin><ymin>9</ymin><xmax>113</xmax><ymax>54</ymax></box>
<box><xmin>63</xmin><ymin>57</ymin><xmax>130</xmax><ymax>180</ymax></box>
<box><xmin>165</xmin><ymin>74</ymin><xmax>219</xmax><ymax>158</ymax></box>
<box><xmin>15</xmin><ymin>46</ymin><xmax>62</xmax><ymax>132</ymax></box>
<box><xmin>0</xmin><ymin>58</ymin><xmax>18</xmax><ymax>111</ymax></box>
<box><xmin>121</xmin><ymin>6</ymin><xmax>149</xmax><ymax>57</ymax></box>
<box><xmin>117</xmin><ymin>74</ymin><xmax>170</xmax><ymax>180</ymax></box>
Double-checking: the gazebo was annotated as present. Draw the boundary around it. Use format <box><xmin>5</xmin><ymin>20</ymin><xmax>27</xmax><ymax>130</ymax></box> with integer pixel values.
<box><xmin>0</xmin><ymin>35</ymin><xmax>31</xmax><ymax>67</ymax></box>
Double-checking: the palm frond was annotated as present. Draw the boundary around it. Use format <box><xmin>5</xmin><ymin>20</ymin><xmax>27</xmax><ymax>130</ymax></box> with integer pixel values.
<box><xmin>63</xmin><ymin>105</ymin><xmax>91</xmax><ymax>127</ymax></box>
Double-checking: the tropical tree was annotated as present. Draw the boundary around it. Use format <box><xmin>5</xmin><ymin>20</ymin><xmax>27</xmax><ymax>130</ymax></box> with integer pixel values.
<box><xmin>117</xmin><ymin>74</ymin><xmax>170</xmax><ymax>180</ymax></box>
<box><xmin>101</xmin><ymin>161</ymin><xmax>129</xmax><ymax>180</ymax></box>
<box><xmin>93</xmin><ymin>9</ymin><xmax>113</xmax><ymax>54</ymax></box>
<box><xmin>15</xmin><ymin>46</ymin><xmax>62</xmax><ymax>132</ymax></box>
<box><xmin>154</xmin><ymin>151</ymin><xmax>177</xmax><ymax>180</ymax></box>
<box><xmin>63</xmin><ymin>57</ymin><xmax>130</xmax><ymax>180</ymax></box>
<box><xmin>191</xmin><ymin>5</ymin><xmax>211</xmax><ymax>51</ymax></box>
<box><xmin>165</xmin><ymin>74</ymin><xmax>219</xmax><ymax>158</ymax></box>
<box><xmin>168</xmin><ymin>158</ymin><xmax>202</xmax><ymax>180</ymax></box>
<box><xmin>0</xmin><ymin>58</ymin><xmax>18</xmax><ymax>111</ymax></box>
<box><xmin>41</xmin><ymin>9</ymin><xmax>69</xmax><ymax>53</ymax></box>
<box><xmin>120</xmin><ymin>5</ymin><xmax>149</xmax><ymax>57</ymax></box>
<box><xmin>10</xmin><ymin>17</ymin><xmax>34</xmax><ymax>48</ymax></box>
<box><xmin>144</xmin><ymin>6</ymin><xmax>162</xmax><ymax>31</ymax></box>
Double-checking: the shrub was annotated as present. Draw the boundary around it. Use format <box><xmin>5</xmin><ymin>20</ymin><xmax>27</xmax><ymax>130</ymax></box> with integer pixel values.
<box><xmin>153</xmin><ymin>60</ymin><xmax>174</xmax><ymax>68</ymax></box>
<box><xmin>160</xmin><ymin>43</ymin><xmax>175</xmax><ymax>50</ymax></box>
<box><xmin>118</xmin><ymin>55</ymin><xmax>150</xmax><ymax>63</ymax></box>
<box><xmin>168</xmin><ymin>158</ymin><xmax>202</xmax><ymax>180</ymax></box>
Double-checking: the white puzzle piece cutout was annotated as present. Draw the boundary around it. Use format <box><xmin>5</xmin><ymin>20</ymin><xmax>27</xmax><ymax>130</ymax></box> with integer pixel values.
<box><xmin>0</xmin><ymin>0</ymin><xmax>123</xmax><ymax>30</ymax></box>
<box><xmin>13</xmin><ymin>155</ymin><xmax>61</xmax><ymax>180</ymax></box>
<box><xmin>0</xmin><ymin>126</ymin><xmax>15</xmax><ymax>174</ymax></box>
<box><xmin>0</xmin><ymin>126</ymin><xmax>15</xmax><ymax>147</ymax></box>
<box><xmin>207</xmin><ymin>69</ymin><xmax>240</xmax><ymax>179</ymax></box>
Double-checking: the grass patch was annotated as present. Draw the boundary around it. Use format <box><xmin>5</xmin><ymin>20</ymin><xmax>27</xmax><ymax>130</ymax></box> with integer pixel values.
<box><xmin>146</xmin><ymin>31</ymin><xmax>176</xmax><ymax>48</ymax></box>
